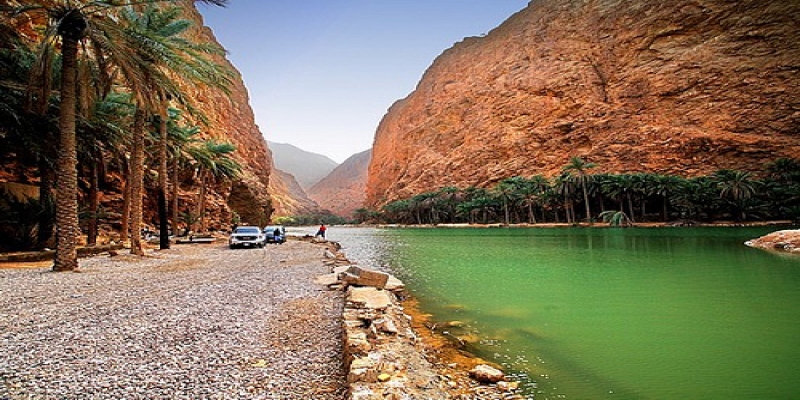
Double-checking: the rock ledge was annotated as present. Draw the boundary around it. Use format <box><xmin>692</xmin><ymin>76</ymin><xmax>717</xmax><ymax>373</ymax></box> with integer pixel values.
<box><xmin>316</xmin><ymin>242</ymin><xmax>522</xmax><ymax>399</ymax></box>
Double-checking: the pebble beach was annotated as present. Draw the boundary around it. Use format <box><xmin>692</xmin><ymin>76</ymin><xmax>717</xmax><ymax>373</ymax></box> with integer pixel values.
<box><xmin>0</xmin><ymin>241</ymin><xmax>346</xmax><ymax>400</ymax></box>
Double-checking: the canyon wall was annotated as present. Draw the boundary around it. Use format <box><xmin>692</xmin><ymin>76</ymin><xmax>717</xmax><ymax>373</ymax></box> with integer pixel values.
<box><xmin>366</xmin><ymin>0</ymin><xmax>800</xmax><ymax>207</ymax></box>
<box><xmin>308</xmin><ymin>149</ymin><xmax>372</xmax><ymax>218</ymax></box>
<box><xmin>182</xmin><ymin>3</ymin><xmax>274</xmax><ymax>225</ymax></box>
<box><xmin>268</xmin><ymin>168</ymin><xmax>324</xmax><ymax>218</ymax></box>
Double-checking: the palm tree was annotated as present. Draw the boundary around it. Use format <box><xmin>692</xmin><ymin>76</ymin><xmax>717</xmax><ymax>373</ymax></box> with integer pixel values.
<box><xmin>599</xmin><ymin>210</ymin><xmax>633</xmax><ymax>227</ymax></box>
<box><xmin>562</xmin><ymin>156</ymin><xmax>596</xmax><ymax>223</ymax></box>
<box><xmin>650</xmin><ymin>174</ymin><xmax>685</xmax><ymax>222</ymax></box>
<box><xmin>186</xmin><ymin>139</ymin><xmax>240</xmax><ymax>232</ymax></box>
<box><xmin>495</xmin><ymin>177</ymin><xmax>525</xmax><ymax>225</ymax></box>
<box><xmin>767</xmin><ymin>158</ymin><xmax>800</xmax><ymax>183</ymax></box>
<box><xmin>76</xmin><ymin>91</ymin><xmax>132</xmax><ymax>245</ymax></box>
<box><xmin>521</xmin><ymin>175</ymin><xmax>549</xmax><ymax>224</ymax></box>
<box><xmin>164</xmin><ymin>112</ymin><xmax>201</xmax><ymax>233</ymax></box>
<box><xmin>118</xmin><ymin>4</ymin><xmax>232</xmax><ymax>251</ymax></box>
<box><xmin>8</xmin><ymin>0</ymin><xmax>229</xmax><ymax>271</ymax></box>
<box><xmin>554</xmin><ymin>172</ymin><xmax>578</xmax><ymax>224</ymax></box>
<box><xmin>713</xmin><ymin>169</ymin><xmax>758</xmax><ymax>221</ymax></box>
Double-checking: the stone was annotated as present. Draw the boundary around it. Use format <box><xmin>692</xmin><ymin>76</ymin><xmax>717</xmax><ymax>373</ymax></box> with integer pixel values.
<box><xmin>747</xmin><ymin>230</ymin><xmax>800</xmax><ymax>253</ymax></box>
<box><xmin>384</xmin><ymin>276</ymin><xmax>405</xmax><ymax>292</ymax></box>
<box><xmin>340</xmin><ymin>266</ymin><xmax>390</xmax><ymax>289</ymax></box>
<box><xmin>469</xmin><ymin>364</ymin><xmax>505</xmax><ymax>384</ymax></box>
<box><xmin>346</xmin><ymin>332</ymin><xmax>372</xmax><ymax>355</ymax></box>
<box><xmin>347</xmin><ymin>287</ymin><xmax>393</xmax><ymax>310</ymax></box>
<box><xmin>313</xmin><ymin>273</ymin><xmax>340</xmax><ymax>287</ymax></box>
<box><xmin>348</xmin><ymin>357</ymin><xmax>381</xmax><ymax>383</ymax></box>
<box><xmin>498</xmin><ymin>380</ymin><xmax>520</xmax><ymax>391</ymax></box>
<box><xmin>373</xmin><ymin>317</ymin><xmax>399</xmax><ymax>335</ymax></box>
<box><xmin>332</xmin><ymin>265</ymin><xmax>351</xmax><ymax>275</ymax></box>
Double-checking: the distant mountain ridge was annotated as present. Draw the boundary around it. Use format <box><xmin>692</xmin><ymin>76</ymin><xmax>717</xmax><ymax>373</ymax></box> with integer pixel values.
<box><xmin>267</xmin><ymin>141</ymin><xmax>338</xmax><ymax>190</ymax></box>
<box><xmin>268</xmin><ymin>168</ymin><xmax>323</xmax><ymax>217</ymax></box>
<box><xmin>308</xmin><ymin>149</ymin><xmax>371</xmax><ymax>218</ymax></box>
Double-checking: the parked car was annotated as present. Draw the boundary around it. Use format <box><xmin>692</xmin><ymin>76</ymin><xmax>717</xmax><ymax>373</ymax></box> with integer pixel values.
<box><xmin>263</xmin><ymin>225</ymin><xmax>286</xmax><ymax>244</ymax></box>
<box><xmin>229</xmin><ymin>226</ymin><xmax>265</xmax><ymax>249</ymax></box>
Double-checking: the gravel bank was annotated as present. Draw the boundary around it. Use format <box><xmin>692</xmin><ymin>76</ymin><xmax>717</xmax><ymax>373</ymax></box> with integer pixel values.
<box><xmin>0</xmin><ymin>241</ymin><xmax>346</xmax><ymax>400</ymax></box>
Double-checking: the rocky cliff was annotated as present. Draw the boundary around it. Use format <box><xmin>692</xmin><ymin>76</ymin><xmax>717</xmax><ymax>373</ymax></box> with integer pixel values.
<box><xmin>268</xmin><ymin>168</ymin><xmax>324</xmax><ymax>218</ymax></box>
<box><xmin>308</xmin><ymin>150</ymin><xmax>372</xmax><ymax>218</ymax></box>
<box><xmin>366</xmin><ymin>0</ymin><xmax>800</xmax><ymax>207</ymax></box>
<box><xmin>182</xmin><ymin>2</ymin><xmax>273</xmax><ymax>225</ymax></box>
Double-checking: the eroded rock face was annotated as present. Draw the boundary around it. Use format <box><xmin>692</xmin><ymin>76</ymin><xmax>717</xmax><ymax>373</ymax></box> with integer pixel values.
<box><xmin>182</xmin><ymin>3</ymin><xmax>273</xmax><ymax>223</ymax></box>
<box><xmin>308</xmin><ymin>150</ymin><xmax>372</xmax><ymax>218</ymax></box>
<box><xmin>268</xmin><ymin>168</ymin><xmax>323</xmax><ymax>217</ymax></box>
<box><xmin>366</xmin><ymin>0</ymin><xmax>800</xmax><ymax>207</ymax></box>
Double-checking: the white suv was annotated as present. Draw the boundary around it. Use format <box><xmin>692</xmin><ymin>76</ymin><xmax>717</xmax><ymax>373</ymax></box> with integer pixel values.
<box><xmin>229</xmin><ymin>226</ymin><xmax>265</xmax><ymax>249</ymax></box>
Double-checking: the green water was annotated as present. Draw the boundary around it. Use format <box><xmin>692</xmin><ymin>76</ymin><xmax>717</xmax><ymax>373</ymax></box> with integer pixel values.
<box><xmin>348</xmin><ymin>226</ymin><xmax>800</xmax><ymax>399</ymax></box>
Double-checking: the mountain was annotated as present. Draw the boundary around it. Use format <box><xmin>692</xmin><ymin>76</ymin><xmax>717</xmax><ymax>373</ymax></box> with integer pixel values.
<box><xmin>308</xmin><ymin>150</ymin><xmax>372</xmax><ymax>218</ymax></box>
<box><xmin>267</xmin><ymin>141</ymin><xmax>339</xmax><ymax>190</ymax></box>
<box><xmin>366</xmin><ymin>0</ymin><xmax>800</xmax><ymax>208</ymax></box>
<box><xmin>268</xmin><ymin>168</ymin><xmax>323</xmax><ymax>217</ymax></box>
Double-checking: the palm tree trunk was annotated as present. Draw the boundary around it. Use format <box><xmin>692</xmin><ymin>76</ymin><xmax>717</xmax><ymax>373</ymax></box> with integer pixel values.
<box><xmin>528</xmin><ymin>202</ymin><xmax>536</xmax><ymax>224</ymax></box>
<box><xmin>581</xmin><ymin>182</ymin><xmax>592</xmax><ymax>224</ymax></box>
<box><xmin>627</xmin><ymin>195</ymin><xmax>636</xmax><ymax>223</ymax></box>
<box><xmin>37</xmin><ymin>157</ymin><xmax>55</xmax><ymax>249</ymax></box>
<box><xmin>171</xmin><ymin>157</ymin><xmax>180</xmax><ymax>234</ymax></box>
<box><xmin>120</xmin><ymin>159</ymin><xmax>131</xmax><ymax>244</ymax></box>
<box><xmin>503</xmin><ymin>198</ymin><xmax>510</xmax><ymax>225</ymax></box>
<box><xmin>196</xmin><ymin>170</ymin><xmax>207</xmax><ymax>232</ymax></box>
<box><xmin>87</xmin><ymin>161</ymin><xmax>99</xmax><ymax>246</ymax></box>
<box><xmin>641</xmin><ymin>199</ymin><xmax>647</xmax><ymax>221</ymax></box>
<box><xmin>157</xmin><ymin>109</ymin><xmax>170</xmax><ymax>249</ymax></box>
<box><xmin>129</xmin><ymin>108</ymin><xmax>146</xmax><ymax>256</ymax></box>
<box><xmin>53</xmin><ymin>35</ymin><xmax>80</xmax><ymax>272</ymax></box>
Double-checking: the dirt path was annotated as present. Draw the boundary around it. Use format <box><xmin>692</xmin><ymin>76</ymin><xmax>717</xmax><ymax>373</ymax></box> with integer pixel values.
<box><xmin>0</xmin><ymin>241</ymin><xmax>346</xmax><ymax>400</ymax></box>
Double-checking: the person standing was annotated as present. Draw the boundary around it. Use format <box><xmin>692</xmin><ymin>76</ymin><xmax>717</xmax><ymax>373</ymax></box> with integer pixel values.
<box><xmin>315</xmin><ymin>224</ymin><xmax>326</xmax><ymax>239</ymax></box>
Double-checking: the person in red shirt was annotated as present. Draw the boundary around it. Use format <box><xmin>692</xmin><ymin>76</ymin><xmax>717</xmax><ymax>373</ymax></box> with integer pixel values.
<box><xmin>315</xmin><ymin>224</ymin><xmax>327</xmax><ymax>239</ymax></box>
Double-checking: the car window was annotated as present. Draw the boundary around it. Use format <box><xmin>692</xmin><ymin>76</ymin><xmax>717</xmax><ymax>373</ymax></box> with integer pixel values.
<box><xmin>234</xmin><ymin>227</ymin><xmax>261</xmax><ymax>234</ymax></box>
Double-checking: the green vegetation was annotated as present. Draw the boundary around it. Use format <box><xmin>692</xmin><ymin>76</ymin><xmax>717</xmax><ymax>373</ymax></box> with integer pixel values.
<box><xmin>0</xmin><ymin>1</ymin><xmax>235</xmax><ymax>268</ymax></box>
<box><xmin>365</xmin><ymin>157</ymin><xmax>800</xmax><ymax>226</ymax></box>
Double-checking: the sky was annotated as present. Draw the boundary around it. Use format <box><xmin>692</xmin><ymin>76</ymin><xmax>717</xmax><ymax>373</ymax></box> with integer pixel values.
<box><xmin>198</xmin><ymin>1</ymin><xmax>529</xmax><ymax>163</ymax></box>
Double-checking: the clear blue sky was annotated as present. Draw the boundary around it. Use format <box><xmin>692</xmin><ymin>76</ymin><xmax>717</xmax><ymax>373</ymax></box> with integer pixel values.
<box><xmin>199</xmin><ymin>1</ymin><xmax>529</xmax><ymax>163</ymax></box>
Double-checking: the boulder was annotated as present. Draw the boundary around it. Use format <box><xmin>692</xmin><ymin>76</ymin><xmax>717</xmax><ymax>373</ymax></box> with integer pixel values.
<box><xmin>347</xmin><ymin>287</ymin><xmax>393</xmax><ymax>310</ymax></box>
<box><xmin>340</xmin><ymin>266</ymin><xmax>390</xmax><ymax>289</ymax></box>
<box><xmin>313</xmin><ymin>273</ymin><xmax>340</xmax><ymax>287</ymax></box>
<box><xmin>469</xmin><ymin>364</ymin><xmax>505</xmax><ymax>384</ymax></box>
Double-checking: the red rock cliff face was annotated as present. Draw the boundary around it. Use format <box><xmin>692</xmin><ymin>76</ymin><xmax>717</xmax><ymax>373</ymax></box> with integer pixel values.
<box><xmin>308</xmin><ymin>150</ymin><xmax>371</xmax><ymax>218</ymax></box>
<box><xmin>182</xmin><ymin>3</ymin><xmax>273</xmax><ymax>224</ymax></box>
<box><xmin>268</xmin><ymin>168</ymin><xmax>323</xmax><ymax>218</ymax></box>
<box><xmin>366</xmin><ymin>0</ymin><xmax>800</xmax><ymax>207</ymax></box>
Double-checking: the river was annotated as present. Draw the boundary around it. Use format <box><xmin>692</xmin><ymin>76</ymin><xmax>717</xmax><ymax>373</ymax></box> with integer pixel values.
<box><xmin>306</xmin><ymin>225</ymin><xmax>800</xmax><ymax>399</ymax></box>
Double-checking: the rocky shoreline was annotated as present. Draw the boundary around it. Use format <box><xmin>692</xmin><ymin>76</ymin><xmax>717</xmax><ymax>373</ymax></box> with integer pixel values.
<box><xmin>745</xmin><ymin>229</ymin><xmax>800</xmax><ymax>254</ymax></box>
<box><xmin>1</xmin><ymin>237</ymin><xmax>520</xmax><ymax>399</ymax></box>
<box><xmin>312</xmin><ymin>244</ymin><xmax>521</xmax><ymax>399</ymax></box>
